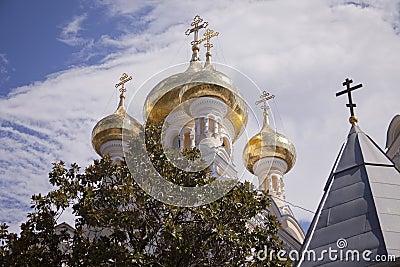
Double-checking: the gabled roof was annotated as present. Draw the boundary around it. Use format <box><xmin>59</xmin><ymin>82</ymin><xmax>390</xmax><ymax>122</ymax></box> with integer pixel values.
<box><xmin>298</xmin><ymin>125</ymin><xmax>400</xmax><ymax>267</ymax></box>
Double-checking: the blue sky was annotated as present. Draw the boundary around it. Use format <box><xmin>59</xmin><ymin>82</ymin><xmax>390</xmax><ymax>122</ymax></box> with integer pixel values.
<box><xmin>0</xmin><ymin>0</ymin><xmax>150</xmax><ymax>95</ymax></box>
<box><xmin>0</xmin><ymin>0</ymin><xmax>83</xmax><ymax>93</ymax></box>
<box><xmin>1</xmin><ymin>0</ymin><xmax>400</xmax><ymax>234</ymax></box>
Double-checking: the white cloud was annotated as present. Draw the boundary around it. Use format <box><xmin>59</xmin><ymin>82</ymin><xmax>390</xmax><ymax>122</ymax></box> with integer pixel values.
<box><xmin>58</xmin><ymin>14</ymin><xmax>89</xmax><ymax>46</ymax></box>
<box><xmin>0</xmin><ymin>53</ymin><xmax>10</xmax><ymax>85</ymax></box>
<box><xmin>0</xmin><ymin>53</ymin><xmax>9</xmax><ymax>66</ymax></box>
<box><xmin>1</xmin><ymin>0</ymin><xmax>400</xmax><ymax>233</ymax></box>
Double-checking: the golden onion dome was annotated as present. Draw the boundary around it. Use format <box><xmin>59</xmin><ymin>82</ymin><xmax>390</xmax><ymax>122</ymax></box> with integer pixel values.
<box><xmin>243</xmin><ymin>117</ymin><xmax>296</xmax><ymax>174</ymax></box>
<box><xmin>143</xmin><ymin>61</ymin><xmax>248</xmax><ymax>142</ymax></box>
<box><xmin>92</xmin><ymin>95</ymin><xmax>142</xmax><ymax>156</ymax></box>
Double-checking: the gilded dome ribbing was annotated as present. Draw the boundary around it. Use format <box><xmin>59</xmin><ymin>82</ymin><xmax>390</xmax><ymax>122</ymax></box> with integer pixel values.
<box><xmin>243</xmin><ymin>118</ymin><xmax>296</xmax><ymax>174</ymax></box>
<box><xmin>92</xmin><ymin>95</ymin><xmax>142</xmax><ymax>156</ymax></box>
<box><xmin>143</xmin><ymin>62</ymin><xmax>248</xmax><ymax>142</ymax></box>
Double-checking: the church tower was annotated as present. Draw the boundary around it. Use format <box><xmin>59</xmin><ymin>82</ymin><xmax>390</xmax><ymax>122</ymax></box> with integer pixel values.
<box><xmin>243</xmin><ymin>91</ymin><xmax>305</xmax><ymax>249</ymax></box>
<box><xmin>91</xmin><ymin>73</ymin><xmax>142</xmax><ymax>163</ymax></box>
<box><xmin>142</xmin><ymin>15</ymin><xmax>247</xmax><ymax>179</ymax></box>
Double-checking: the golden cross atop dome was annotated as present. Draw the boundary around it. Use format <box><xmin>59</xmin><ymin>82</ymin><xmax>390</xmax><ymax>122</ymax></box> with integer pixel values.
<box><xmin>255</xmin><ymin>91</ymin><xmax>275</xmax><ymax>124</ymax></box>
<box><xmin>185</xmin><ymin>15</ymin><xmax>208</xmax><ymax>61</ymax></box>
<box><xmin>115</xmin><ymin>73</ymin><xmax>132</xmax><ymax>97</ymax></box>
<box><xmin>197</xmin><ymin>28</ymin><xmax>219</xmax><ymax>62</ymax></box>
<box><xmin>185</xmin><ymin>15</ymin><xmax>209</xmax><ymax>44</ymax></box>
<box><xmin>197</xmin><ymin>28</ymin><xmax>219</xmax><ymax>47</ymax></box>
<box><xmin>336</xmin><ymin>78</ymin><xmax>363</xmax><ymax>125</ymax></box>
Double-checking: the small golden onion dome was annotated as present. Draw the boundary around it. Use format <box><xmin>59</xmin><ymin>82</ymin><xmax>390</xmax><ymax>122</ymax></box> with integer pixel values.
<box><xmin>243</xmin><ymin>118</ymin><xmax>296</xmax><ymax>174</ymax></box>
<box><xmin>92</xmin><ymin>96</ymin><xmax>142</xmax><ymax>156</ymax></box>
<box><xmin>143</xmin><ymin>61</ymin><xmax>248</xmax><ymax>142</ymax></box>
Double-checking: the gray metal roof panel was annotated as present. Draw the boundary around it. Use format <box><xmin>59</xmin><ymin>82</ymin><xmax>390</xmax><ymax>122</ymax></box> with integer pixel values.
<box><xmin>379</xmin><ymin>213</ymin><xmax>400</xmax><ymax>233</ymax></box>
<box><xmin>335</xmin><ymin>126</ymin><xmax>364</xmax><ymax>173</ymax></box>
<box><xmin>366</xmin><ymin>165</ymin><xmax>400</xmax><ymax>187</ymax></box>
<box><xmin>335</xmin><ymin>125</ymin><xmax>394</xmax><ymax>174</ymax></box>
<box><xmin>329</xmin><ymin>168</ymin><xmax>363</xmax><ymax>191</ymax></box>
<box><xmin>310</xmin><ymin>214</ymin><xmax>371</xmax><ymax>248</ymax></box>
<box><xmin>315</xmin><ymin>209</ymin><xmax>329</xmax><ymax>229</ymax></box>
<box><xmin>358</xmin><ymin>133</ymin><xmax>394</xmax><ymax>166</ymax></box>
<box><xmin>370</xmin><ymin>183</ymin><xmax>400</xmax><ymax>200</ymax></box>
<box><xmin>323</xmin><ymin>180</ymin><xmax>366</xmax><ymax>209</ymax></box>
<box><xmin>328</xmin><ymin>198</ymin><xmax>368</xmax><ymax>225</ymax></box>
<box><xmin>383</xmin><ymin>232</ymin><xmax>400</xmax><ymax>257</ymax></box>
<box><xmin>373</xmin><ymin>197</ymin><xmax>400</xmax><ymax>216</ymax></box>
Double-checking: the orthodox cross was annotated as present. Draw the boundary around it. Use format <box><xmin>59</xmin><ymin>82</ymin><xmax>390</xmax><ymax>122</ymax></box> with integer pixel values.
<box><xmin>185</xmin><ymin>15</ymin><xmax>208</xmax><ymax>46</ymax></box>
<box><xmin>115</xmin><ymin>73</ymin><xmax>133</xmax><ymax>97</ymax></box>
<box><xmin>255</xmin><ymin>91</ymin><xmax>275</xmax><ymax>124</ymax></box>
<box><xmin>197</xmin><ymin>28</ymin><xmax>219</xmax><ymax>61</ymax></box>
<box><xmin>336</xmin><ymin>78</ymin><xmax>363</xmax><ymax>125</ymax></box>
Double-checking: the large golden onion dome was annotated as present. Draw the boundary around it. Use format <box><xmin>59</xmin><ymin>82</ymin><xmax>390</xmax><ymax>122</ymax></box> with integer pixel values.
<box><xmin>92</xmin><ymin>94</ymin><xmax>142</xmax><ymax>156</ymax></box>
<box><xmin>143</xmin><ymin>61</ymin><xmax>248</xmax><ymax>142</ymax></box>
<box><xmin>243</xmin><ymin>116</ymin><xmax>296</xmax><ymax>174</ymax></box>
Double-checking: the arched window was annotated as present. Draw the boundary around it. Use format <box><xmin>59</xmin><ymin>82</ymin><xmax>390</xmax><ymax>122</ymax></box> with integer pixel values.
<box><xmin>183</xmin><ymin>132</ymin><xmax>191</xmax><ymax>149</ymax></box>
<box><xmin>222</xmin><ymin>136</ymin><xmax>231</xmax><ymax>154</ymax></box>
<box><xmin>172</xmin><ymin>135</ymin><xmax>180</xmax><ymax>149</ymax></box>
<box><xmin>272</xmin><ymin>175</ymin><xmax>278</xmax><ymax>192</ymax></box>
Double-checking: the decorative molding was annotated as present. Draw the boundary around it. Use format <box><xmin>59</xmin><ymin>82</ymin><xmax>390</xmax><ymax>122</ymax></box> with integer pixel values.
<box><xmin>189</xmin><ymin>97</ymin><xmax>228</xmax><ymax>118</ymax></box>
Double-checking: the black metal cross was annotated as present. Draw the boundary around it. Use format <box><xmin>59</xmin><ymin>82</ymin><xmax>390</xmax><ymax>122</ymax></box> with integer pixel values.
<box><xmin>336</xmin><ymin>78</ymin><xmax>363</xmax><ymax>117</ymax></box>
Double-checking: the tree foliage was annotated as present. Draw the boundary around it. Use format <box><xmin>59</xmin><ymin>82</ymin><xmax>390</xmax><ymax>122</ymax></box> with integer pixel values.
<box><xmin>0</xmin><ymin>123</ymin><xmax>290</xmax><ymax>266</ymax></box>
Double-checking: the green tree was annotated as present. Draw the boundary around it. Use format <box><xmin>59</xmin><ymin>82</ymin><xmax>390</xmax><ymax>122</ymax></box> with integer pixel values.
<box><xmin>0</xmin><ymin>122</ymin><xmax>290</xmax><ymax>266</ymax></box>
